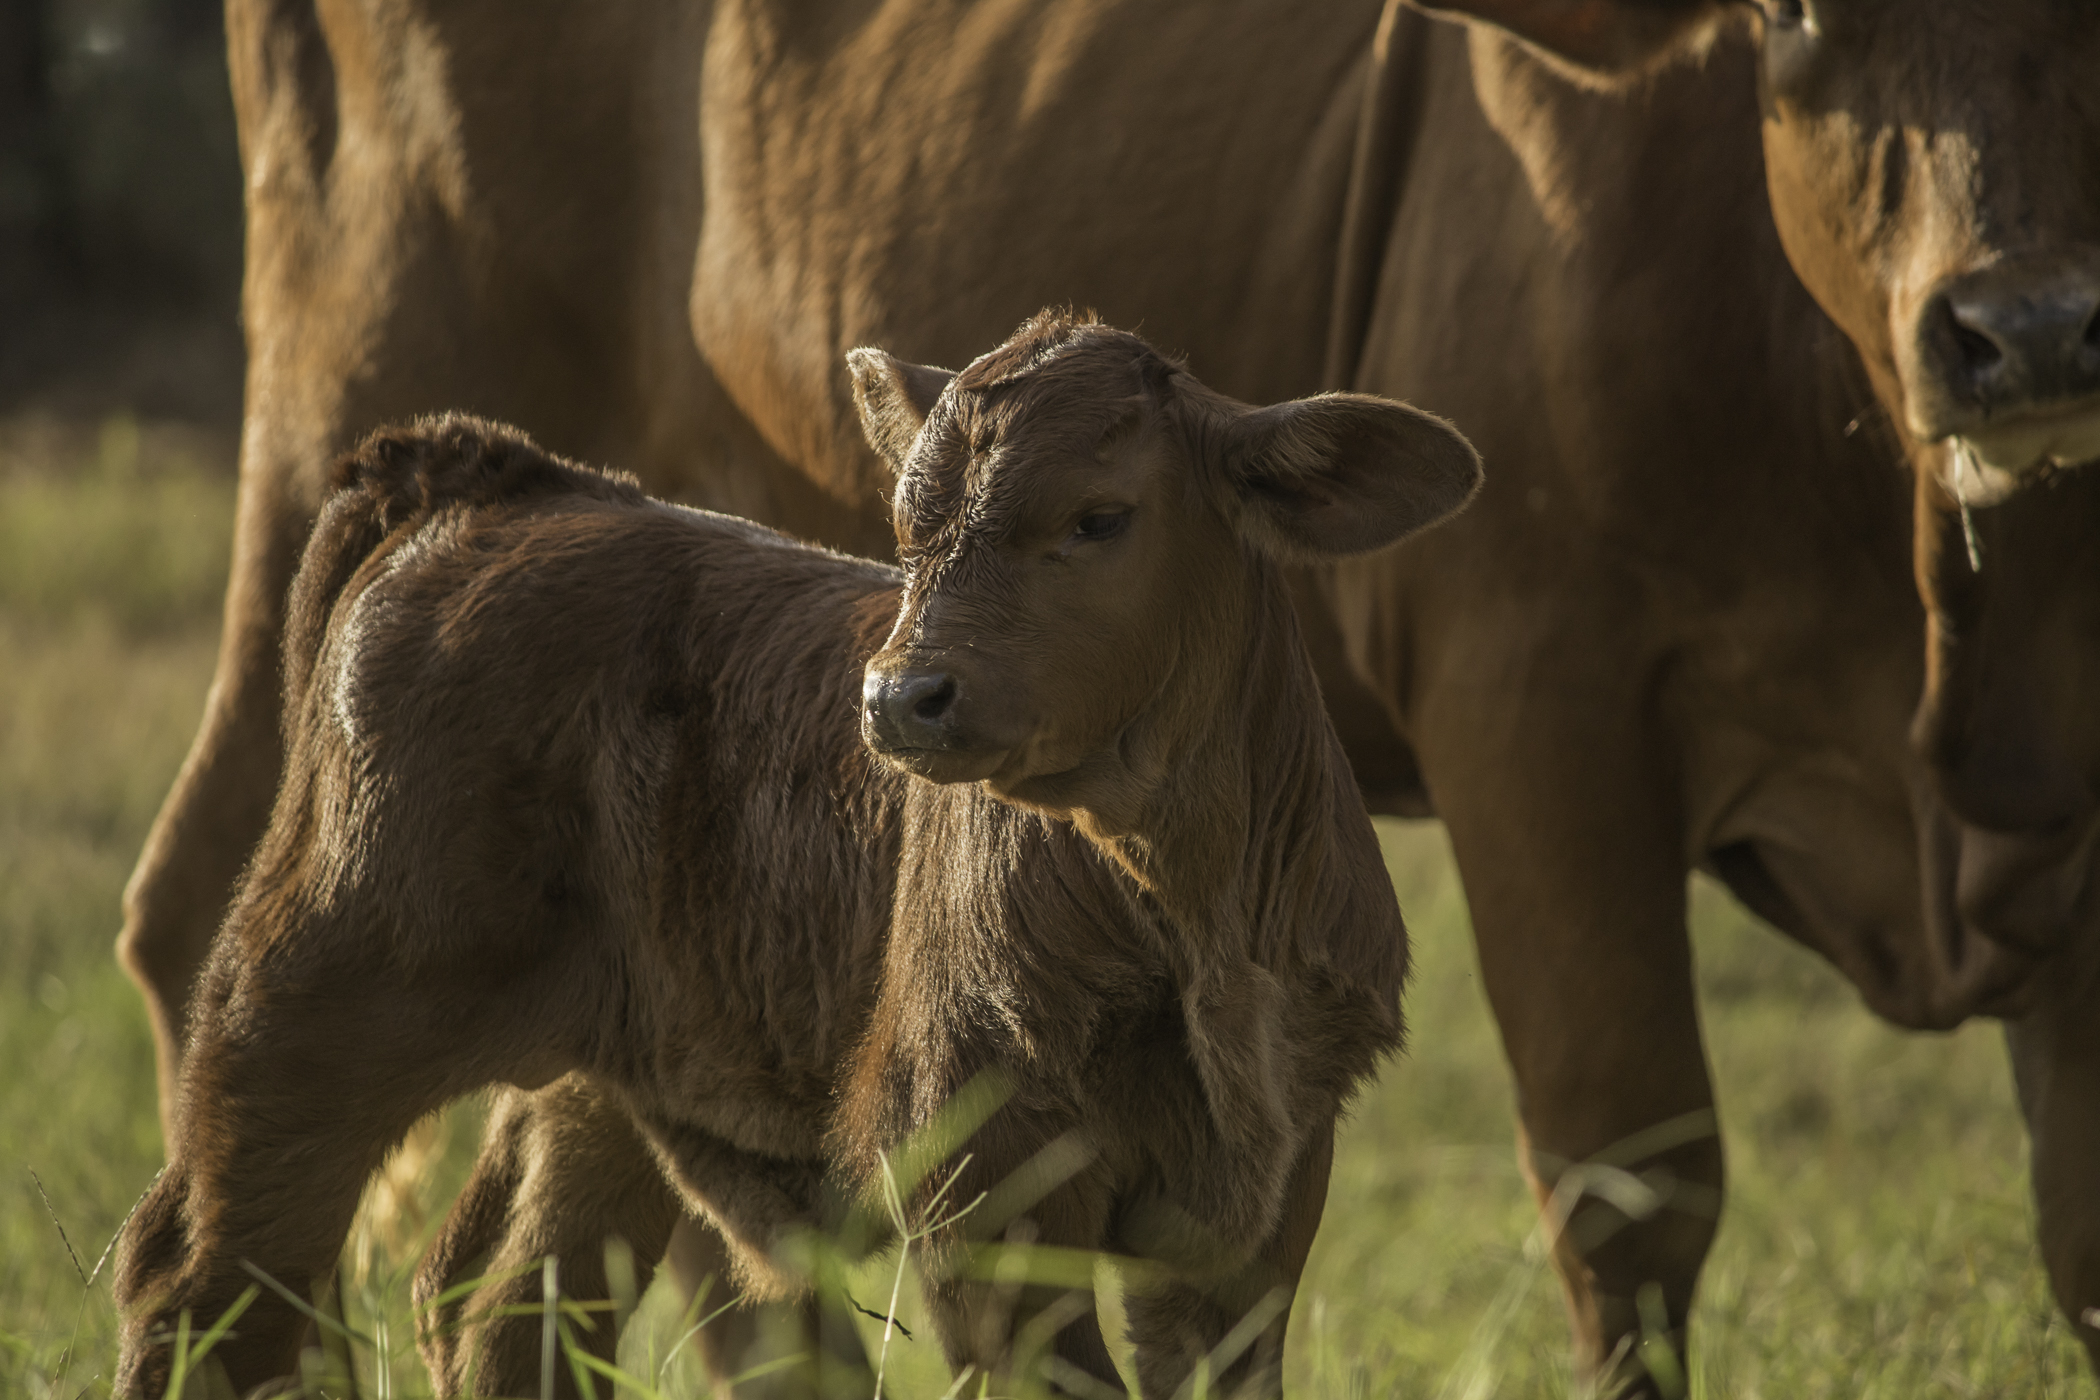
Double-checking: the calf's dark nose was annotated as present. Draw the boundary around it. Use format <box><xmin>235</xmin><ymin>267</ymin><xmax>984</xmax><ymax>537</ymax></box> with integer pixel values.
<box><xmin>862</xmin><ymin>668</ymin><xmax>960</xmax><ymax>750</ymax></box>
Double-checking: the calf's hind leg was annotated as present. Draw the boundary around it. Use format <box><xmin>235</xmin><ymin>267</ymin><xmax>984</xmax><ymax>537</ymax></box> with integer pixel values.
<box><xmin>417</xmin><ymin>1078</ymin><xmax>684</xmax><ymax>1398</ymax></box>
<box><xmin>115</xmin><ymin>943</ymin><xmax>497</xmax><ymax>1399</ymax></box>
<box><xmin>426</xmin><ymin>1084</ymin><xmax>874</xmax><ymax>1398</ymax></box>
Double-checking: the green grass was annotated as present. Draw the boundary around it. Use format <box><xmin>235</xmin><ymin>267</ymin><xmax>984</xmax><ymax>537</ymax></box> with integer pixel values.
<box><xmin>0</xmin><ymin>419</ymin><xmax>2091</xmax><ymax>1396</ymax></box>
<box><xmin>1297</xmin><ymin>842</ymin><xmax>2090</xmax><ymax>1399</ymax></box>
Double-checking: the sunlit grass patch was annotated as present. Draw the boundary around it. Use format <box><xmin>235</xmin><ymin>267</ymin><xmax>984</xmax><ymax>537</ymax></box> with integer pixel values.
<box><xmin>1287</xmin><ymin>826</ymin><xmax>2094</xmax><ymax>1399</ymax></box>
<box><xmin>0</xmin><ymin>413</ymin><xmax>234</xmax><ymax>634</ymax></box>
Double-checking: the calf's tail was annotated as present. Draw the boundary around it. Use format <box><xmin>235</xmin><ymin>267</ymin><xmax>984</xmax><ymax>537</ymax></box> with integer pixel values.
<box><xmin>280</xmin><ymin>413</ymin><xmax>643</xmax><ymax>715</ymax></box>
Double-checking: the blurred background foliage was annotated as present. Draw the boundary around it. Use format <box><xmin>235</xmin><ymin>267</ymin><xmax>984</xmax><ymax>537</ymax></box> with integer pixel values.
<box><xmin>1</xmin><ymin>0</ymin><xmax>245</xmax><ymax>426</ymax></box>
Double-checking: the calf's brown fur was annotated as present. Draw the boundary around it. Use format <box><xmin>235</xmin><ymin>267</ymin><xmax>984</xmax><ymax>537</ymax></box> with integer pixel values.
<box><xmin>115</xmin><ymin>314</ymin><xmax>1479</xmax><ymax>1398</ymax></box>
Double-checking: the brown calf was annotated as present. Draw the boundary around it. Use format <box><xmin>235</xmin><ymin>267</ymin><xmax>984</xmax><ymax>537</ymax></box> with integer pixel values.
<box><xmin>115</xmin><ymin>312</ymin><xmax>1479</xmax><ymax>1397</ymax></box>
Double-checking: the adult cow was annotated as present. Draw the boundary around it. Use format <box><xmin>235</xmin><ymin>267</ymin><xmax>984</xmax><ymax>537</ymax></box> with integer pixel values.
<box><xmin>121</xmin><ymin>0</ymin><xmax>2100</xmax><ymax>1393</ymax></box>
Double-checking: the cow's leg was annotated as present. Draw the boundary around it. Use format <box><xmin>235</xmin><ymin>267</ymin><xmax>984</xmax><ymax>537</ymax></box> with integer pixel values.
<box><xmin>1423</xmin><ymin>693</ymin><xmax>1720</xmax><ymax>1400</ymax></box>
<box><xmin>117</xmin><ymin>0</ymin><xmax>767</xmax><ymax>1136</ymax></box>
<box><xmin>114</xmin><ymin>949</ymin><xmax>487</xmax><ymax>1398</ymax></box>
<box><xmin>118</xmin><ymin>0</ymin><xmax>412</xmax><ymax>1130</ymax></box>
<box><xmin>2005</xmin><ymin>960</ymin><xmax>2100</xmax><ymax>1372</ymax></box>
<box><xmin>416</xmin><ymin>1079</ymin><xmax>684</xmax><ymax>1398</ymax></box>
<box><xmin>1116</xmin><ymin>1131</ymin><xmax>1334</xmax><ymax>1400</ymax></box>
<box><xmin>118</xmin><ymin>457</ymin><xmax>316</xmax><ymax>1130</ymax></box>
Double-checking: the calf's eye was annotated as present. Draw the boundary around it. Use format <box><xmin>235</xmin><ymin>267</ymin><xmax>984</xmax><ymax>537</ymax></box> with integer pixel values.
<box><xmin>1071</xmin><ymin>510</ymin><xmax>1130</xmax><ymax>544</ymax></box>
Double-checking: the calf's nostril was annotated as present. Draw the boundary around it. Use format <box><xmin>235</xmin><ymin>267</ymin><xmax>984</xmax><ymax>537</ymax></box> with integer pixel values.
<box><xmin>867</xmin><ymin>669</ymin><xmax>960</xmax><ymax>743</ymax></box>
<box><xmin>910</xmin><ymin>676</ymin><xmax>956</xmax><ymax>722</ymax></box>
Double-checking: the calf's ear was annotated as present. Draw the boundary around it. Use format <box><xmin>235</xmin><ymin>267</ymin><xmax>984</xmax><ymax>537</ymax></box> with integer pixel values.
<box><xmin>1221</xmin><ymin>393</ymin><xmax>1482</xmax><ymax>560</ymax></box>
<box><xmin>848</xmin><ymin>348</ymin><xmax>957</xmax><ymax>473</ymax></box>
<box><xmin>1411</xmin><ymin>0</ymin><xmax>1720</xmax><ymax>75</ymax></box>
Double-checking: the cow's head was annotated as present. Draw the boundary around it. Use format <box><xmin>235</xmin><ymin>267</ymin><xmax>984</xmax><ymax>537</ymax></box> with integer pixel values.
<box><xmin>849</xmin><ymin>311</ymin><xmax>1479</xmax><ymax>829</ymax></box>
<box><xmin>1421</xmin><ymin>2</ymin><xmax>2100</xmax><ymax>491</ymax></box>
<box><xmin>1422</xmin><ymin>0</ymin><xmax>2100</xmax><ymax>964</ymax></box>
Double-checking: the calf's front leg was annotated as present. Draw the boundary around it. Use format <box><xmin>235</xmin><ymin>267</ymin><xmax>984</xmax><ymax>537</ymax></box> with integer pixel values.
<box><xmin>1117</xmin><ymin>1130</ymin><xmax>1334</xmax><ymax>1400</ymax></box>
<box><xmin>634</xmin><ymin>1107</ymin><xmax>882</xmax><ymax>1397</ymax></box>
<box><xmin>664</xmin><ymin>1215</ymin><xmax>877</xmax><ymax>1400</ymax></box>
<box><xmin>916</xmin><ymin>1136</ymin><xmax>1125</xmax><ymax>1397</ymax></box>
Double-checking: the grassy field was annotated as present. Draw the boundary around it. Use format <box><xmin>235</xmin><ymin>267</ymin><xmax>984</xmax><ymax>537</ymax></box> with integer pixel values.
<box><xmin>0</xmin><ymin>419</ymin><xmax>2092</xmax><ymax>1397</ymax></box>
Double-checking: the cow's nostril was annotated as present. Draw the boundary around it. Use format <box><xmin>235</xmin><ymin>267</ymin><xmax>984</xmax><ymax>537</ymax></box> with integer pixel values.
<box><xmin>1950</xmin><ymin>319</ymin><xmax>2004</xmax><ymax>377</ymax></box>
<box><xmin>1930</xmin><ymin>267</ymin><xmax>2100</xmax><ymax>413</ymax></box>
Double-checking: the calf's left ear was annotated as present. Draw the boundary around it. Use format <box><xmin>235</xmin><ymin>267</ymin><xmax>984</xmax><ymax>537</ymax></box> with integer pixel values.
<box><xmin>1222</xmin><ymin>393</ymin><xmax>1482</xmax><ymax>559</ymax></box>
<box><xmin>849</xmin><ymin>348</ymin><xmax>957</xmax><ymax>473</ymax></box>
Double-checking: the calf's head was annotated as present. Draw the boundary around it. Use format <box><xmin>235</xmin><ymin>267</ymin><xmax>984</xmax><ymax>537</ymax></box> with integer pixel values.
<box><xmin>849</xmin><ymin>311</ymin><xmax>1479</xmax><ymax>827</ymax></box>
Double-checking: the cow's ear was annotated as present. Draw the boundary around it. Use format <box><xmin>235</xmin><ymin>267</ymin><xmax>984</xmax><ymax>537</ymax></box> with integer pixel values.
<box><xmin>1411</xmin><ymin>0</ymin><xmax>1720</xmax><ymax>75</ymax></box>
<box><xmin>1217</xmin><ymin>393</ymin><xmax>1482</xmax><ymax>560</ymax></box>
<box><xmin>849</xmin><ymin>349</ymin><xmax>956</xmax><ymax>474</ymax></box>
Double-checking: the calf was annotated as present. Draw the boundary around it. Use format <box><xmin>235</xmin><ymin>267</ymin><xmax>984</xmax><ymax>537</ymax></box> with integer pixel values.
<box><xmin>114</xmin><ymin>311</ymin><xmax>1479</xmax><ymax>1397</ymax></box>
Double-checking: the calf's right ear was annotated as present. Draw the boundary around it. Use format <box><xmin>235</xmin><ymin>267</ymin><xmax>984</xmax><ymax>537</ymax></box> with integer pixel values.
<box><xmin>849</xmin><ymin>348</ymin><xmax>957</xmax><ymax>473</ymax></box>
<box><xmin>1220</xmin><ymin>393</ymin><xmax>1483</xmax><ymax>560</ymax></box>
